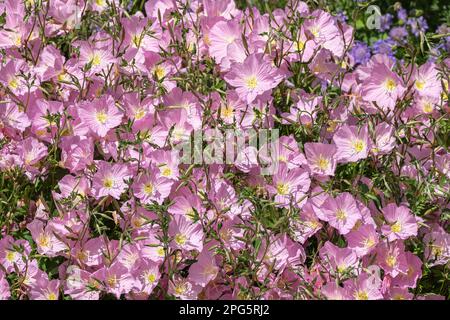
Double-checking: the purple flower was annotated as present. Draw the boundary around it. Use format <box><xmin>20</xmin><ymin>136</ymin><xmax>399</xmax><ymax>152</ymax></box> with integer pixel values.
<box><xmin>379</xmin><ymin>14</ymin><xmax>394</xmax><ymax>32</ymax></box>
<box><xmin>372</xmin><ymin>38</ymin><xmax>396</xmax><ymax>58</ymax></box>
<box><xmin>389</xmin><ymin>26</ymin><xmax>408</xmax><ymax>42</ymax></box>
<box><xmin>349</xmin><ymin>41</ymin><xmax>371</xmax><ymax>65</ymax></box>
<box><xmin>397</xmin><ymin>8</ymin><xmax>408</xmax><ymax>22</ymax></box>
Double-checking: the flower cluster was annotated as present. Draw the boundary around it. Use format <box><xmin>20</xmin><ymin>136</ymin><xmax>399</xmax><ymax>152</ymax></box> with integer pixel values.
<box><xmin>0</xmin><ymin>0</ymin><xmax>449</xmax><ymax>300</ymax></box>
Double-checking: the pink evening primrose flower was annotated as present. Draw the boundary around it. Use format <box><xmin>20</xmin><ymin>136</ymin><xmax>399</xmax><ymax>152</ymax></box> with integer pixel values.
<box><xmin>169</xmin><ymin>215</ymin><xmax>204</xmax><ymax>252</ymax></box>
<box><xmin>361</xmin><ymin>62</ymin><xmax>406</xmax><ymax>111</ymax></box>
<box><xmin>92</xmin><ymin>161</ymin><xmax>131</xmax><ymax>200</ymax></box>
<box><xmin>224</xmin><ymin>53</ymin><xmax>285</xmax><ymax>104</ymax></box>
<box><xmin>381</xmin><ymin>203</ymin><xmax>418</xmax><ymax>241</ymax></box>
<box><xmin>131</xmin><ymin>167</ymin><xmax>173</xmax><ymax>205</ymax></box>
<box><xmin>318</xmin><ymin>192</ymin><xmax>361</xmax><ymax>235</ymax></box>
<box><xmin>77</xmin><ymin>95</ymin><xmax>123</xmax><ymax>138</ymax></box>
<box><xmin>332</xmin><ymin>125</ymin><xmax>370</xmax><ymax>163</ymax></box>
<box><xmin>304</xmin><ymin>142</ymin><xmax>337</xmax><ymax>176</ymax></box>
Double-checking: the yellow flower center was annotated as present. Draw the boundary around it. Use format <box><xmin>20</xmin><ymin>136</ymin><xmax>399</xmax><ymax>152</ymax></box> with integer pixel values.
<box><xmin>363</xmin><ymin>238</ymin><xmax>375</xmax><ymax>248</ymax></box>
<box><xmin>336</xmin><ymin>209</ymin><xmax>347</xmax><ymax>221</ymax></box>
<box><xmin>276</xmin><ymin>183</ymin><xmax>289</xmax><ymax>195</ymax></box>
<box><xmin>157</xmin><ymin>247</ymin><xmax>165</xmax><ymax>257</ymax></box>
<box><xmin>297</xmin><ymin>40</ymin><xmax>305</xmax><ymax>51</ymax></box>
<box><xmin>144</xmin><ymin>183</ymin><xmax>154</xmax><ymax>195</ymax></box>
<box><xmin>103</xmin><ymin>178</ymin><xmax>114</xmax><ymax>189</ymax></box>
<box><xmin>175</xmin><ymin>233</ymin><xmax>186</xmax><ymax>245</ymax></box>
<box><xmin>96</xmin><ymin>111</ymin><xmax>108</xmax><ymax>124</ymax></box>
<box><xmin>132</xmin><ymin>34</ymin><xmax>142</xmax><ymax>47</ymax></box>
<box><xmin>355</xmin><ymin>291</ymin><xmax>369</xmax><ymax>300</ymax></box>
<box><xmin>316</xmin><ymin>156</ymin><xmax>329</xmax><ymax>170</ymax></box>
<box><xmin>37</xmin><ymin>233</ymin><xmax>50</xmax><ymax>248</ymax></box>
<box><xmin>90</xmin><ymin>52</ymin><xmax>102</xmax><ymax>66</ymax></box>
<box><xmin>8</xmin><ymin>77</ymin><xmax>19</xmax><ymax>90</ymax></box>
<box><xmin>134</xmin><ymin>108</ymin><xmax>146</xmax><ymax>120</ymax></box>
<box><xmin>386</xmin><ymin>255</ymin><xmax>397</xmax><ymax>267</ymax></box>
<box><xmin>431</xmin><ymin>245</ymin><xmax>443</xmax><ymax>257</ymax></box>
<box><xmin>221</xmin><ymin>105</ymin><xmax>234</xmax><ymax>119</ymax></box>
<box><xmin>175</xmin><ymin>283</ymin><xmax>187</xmax><ymax>295</ymax></box>
<box><xmin>107</xmin><ymin>275</ymin><xmax>117</xmax><ymax>287</ymax></box>
<box><xmin>352</xmin><ymin>139</ymin><xmax>365</xmax><ymax>153</ymax></box>
<box><xmin>422</xmin><ymin>102</ymin><xmax>433</xmax><ymax>114</ymax></box>
<box><xmin>47</xmin><ymin>292</ymin><xmax>58</xmax><ymax>300</ymax></box>
<box><xmin>153</xmin><ymin>65</ymin><xmax>166</xmax><ymax>80</ymax></box>
<box><xmin>147</xmin><ymin>273</ymin><xmax>156</xmax><ymax>283</ymax></box>
<box><xmin>245</xmin><ymin>76</ymin><xmax>258</xmax><ymax>89</ymax></box>
<box><xmin>6</xmin><ymin>250</ymin><xmax>15</xmax><ymax>262</ymax></box>
<box><xmin>384</xmin><ymin>78</ymin><xmax>397</xmax><ymax>92</ymax></box>
<box><xmin>309</xmin><ymin>26</ymin><xmax>320</xmax><ymax>38</ymax></box>
<box><xmin>391</xmin><ymin>221</ymin><xmax>402</xmax><ymax>233</ymax></box>
<box><xmin>161</xmin><ymin>166</ymin><xmax>172</xmax><ymax>177</ymax></box>
<box><xmin>415</xmin><ymin>80</ymin><xmax>425</xmax><ymax>91</ymax></box>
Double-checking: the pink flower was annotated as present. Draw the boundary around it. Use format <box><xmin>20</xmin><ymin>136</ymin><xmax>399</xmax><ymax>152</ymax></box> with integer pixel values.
<box><xmin>188</xmin><ymin>248</ymin><xmax>219</xmax><ymax>287</ymax></box>
<box><xmin>412</xmin><ymin>62</ymin><xmax>441</xmax><ymax>99</ymax></box>
<box><xmin>92</xmin><ymin>161</ymin><xmax>131</xmax><ymax>200</ymax></box>
<box><xmin>78</xmin><ymin>95</ymin><xmax>123</xmax><ymax>138</ymax></box>
<box><xmin>17</xmin><ymin>137</ymin><xmax>48</xmax><ymax>167</ymax></box>
<box><xmin>371</xmin><ymin>122</ymin><xmax>396</xmax><ymax>155</ymax></box>
<box><xmin>319</xmin><ymin>241</ymin><xmax>359</xmax><ymax>275</ymax></box>
<box><xmin>376</xmin><ymin>241</ymin><xmax>409</xmax><ymax>277</ymax></box>
<box><xmin>346</xmin><ymin>224</ymin><xmax>379</xmax><ymax>257</ymax></box>
<box><xmin>27</xmin><ymin>220</ymin><xmax>68</xmax><ymax>257</ymax></box>
<box><xmin>208</xmin><ymin>20</ymin><xmax>242</xmax><ymax>63</ymax></box>
<box><xmin>318</xmin><ymin>193</ymin><xmax>361</xmax><ymax>235</ymax></box>
<box><xmin>304</xmin><ymin>142</ymin><xmax>337</xmax><ymax>176</ymax></box>
<box><xmin>392</xmin><ymin>251</ymin><xmax>422</xmax><ymax>288</ymax></box>
<box><xmin>344</xmin><ymin>273</ymin><xmax>383</xmax><ymax>300</ymax></box>
<box><xmin>132</xmin><ymin>259</ymin><xmax>161</xmax><ymax>296</ymax></box>
<box><xmin>29</xmin><ymin>276</ymin><xmax>60</xmax><ymax>300</ymax></box>
<box><xmin>168</xmin><ymin>275</ymin><xmax>201</xmax><ymax>300</ymax></box>
<box><xmin>224</xmin><ymin>53</ymin><xmax>285</xmax><ymax>104</ymax></box>
<box><xmin>291</xmin><ymin>202</ymin><xmax>322</xmax><ymax>244</ymax></box>
<box><xmin>78</xmin><ymin>40</ymin><xmax>116</xmax><ymax>74</ymax></box>
<box><xmin>169</xmin><ymin>215</ymin><xmax>204</xmax><ymax>252</ymax></box>
<box><xmin>132</xmin><ymin>168</ymin><xmax>173</xmax><ymax>205</ymax></box>
<box><xmin>0</xmin><ymin>271</ymin><xmax>10</xmax><ymax>300</ymax></box>
<box><xmin>381</xmin><ymin>203</ymin><xmax>418</xmax><ymax>241</ymax></box>
<box><xmin>93</xmin><ymin>261</ymin><xmax>137</xmax><ymax>299</ymax></box>
<box><xmin>362</xmin><ymin>61</ymin><xmax>406</xmax><ymax>111</ymax></box>
<box><xmin>269</xmin><ymin>164</ymin><xmax>311</xmax><ymax>208</ymax></box>
<box><xmin>333</xmin><ymin>125</ymin><xmax>370</xmax><ymax>163</ymax></box>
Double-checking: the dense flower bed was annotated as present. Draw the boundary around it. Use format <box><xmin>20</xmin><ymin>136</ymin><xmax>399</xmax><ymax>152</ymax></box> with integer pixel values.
<box><xmin>0</xmin><ymin>0</ymin><xmax>449</xmax><ymax>300</ymax></box>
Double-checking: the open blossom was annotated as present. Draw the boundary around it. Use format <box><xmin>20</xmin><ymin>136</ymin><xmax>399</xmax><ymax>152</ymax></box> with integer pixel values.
<box><xmin>412</xmin><ymin>62</ymin><xmax>441</xmax><ymax>99</ymax></box>
<box><xmin>346</xmin><ymin>224</ymin><xmax>379</xmax><ymax>257</ymax></box>
<box><xmin>376</xmin><ymin>241</ymin><xmax>409</xmax><ymax>277</ymax></box>
<box><xmin>188</xmin><ymin>248</ymin><xmax>219</xmax><ymax>287</ymax></box>
<box><xmin>333</xmin><ymin>125</ymin><xmax>370</xmax><ymax>163</ymax></box>
<box><xmin>27</xmin><ymin>220</ymin><xmax>67</xmax><ymax>257</ymax></box>
<box><xmin>318</xmin><ymin>193</ymin><xmax>361</xmax><ymax>235</ymax></box>
<box><xmin>78</xmin><ymin>95</ymin><xmax>123</xmax><ymax>137</ymax></box>
<box><xmin>319</xmin><ymin>241</ymin><xmax>358</xmax><ymax>275</ymax></box>
<box><xmin>269</xmin><ymin>164</ymin><xmax>311</xmax><ymax>208</ymax></box>
<box><xmin>362</xmin><ymin>61</ymin><xmax>406</xmax><ymax>110</ymax></box>
<box><xmin>17</xmin><ymin>137</ymin><xmax>48</xmax><ymax>168</ymax></box>
<box><xmin>169</xmin><ymin>215</ymin><xmax>204</xmax><ymax>252</ymax></box>
<box><xmin>131</xmin><ymin>167</ymin><xmax>173</xmax><ymax>205</ymax></box>
<box><xmin>92</xmin><ymin>161</ymin><xmax>131</xmax><ymax>199</ymax></box>
<box><xmin>225</xmin><ymin>53</ymin><xmax>285</xmax><ymax>104</ymax></box>
<box><xmin>344</xmin><ymin>273</ymin><xmax>383</xmax><ymax>300</ymax></box>
<box><xmin>304</xmin><ymin>142</ymin><xmax>337</xmax><ymax>176</ymax></box>
<box><xmin>381</xmin><ymin>203</ymin><xmax>418</xmax><ymax>241</ymax></box>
